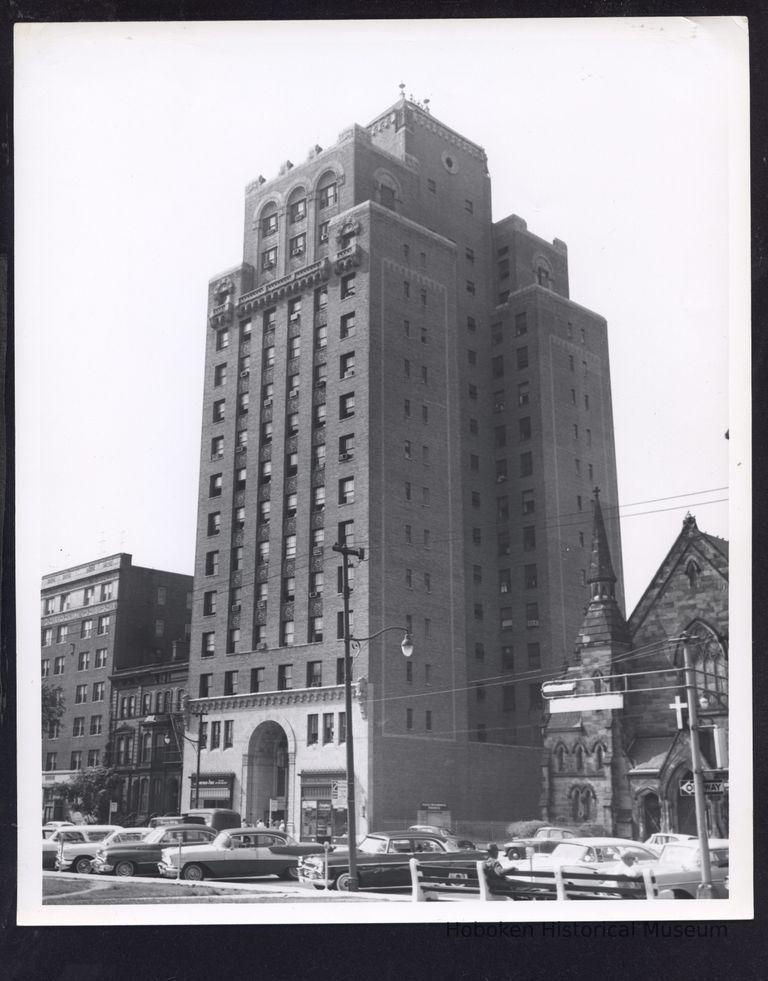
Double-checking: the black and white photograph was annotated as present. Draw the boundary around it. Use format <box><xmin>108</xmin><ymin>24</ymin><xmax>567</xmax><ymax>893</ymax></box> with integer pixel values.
<box><xmin>13</xmin><ymin>16</ymin><xmax>750</xmax><ymax>928</ymax></box>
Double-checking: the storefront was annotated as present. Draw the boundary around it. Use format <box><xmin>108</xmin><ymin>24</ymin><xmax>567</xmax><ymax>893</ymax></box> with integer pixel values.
<box><xmin>190</xmin><ymin>772</ymin><xmax>235</xmax><ymax>809</ymax></box>
<box><xmin>300</xmin><ymin>771</ymin><xmax>347</xmax><ymax>842</ymax></box>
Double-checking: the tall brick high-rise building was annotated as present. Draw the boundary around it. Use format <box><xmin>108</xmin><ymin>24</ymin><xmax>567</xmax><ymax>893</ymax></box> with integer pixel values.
<box><xmin>185</xmin><ymin>96</ymin><xmax>622</xmax><ymax>838</ymax></box>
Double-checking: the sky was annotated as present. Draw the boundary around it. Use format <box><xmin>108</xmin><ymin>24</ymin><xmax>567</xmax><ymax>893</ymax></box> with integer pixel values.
<box><xmin>15</xmin><ymin>17</ymin><xmax>748</xmax><ymax>618</ymax></box>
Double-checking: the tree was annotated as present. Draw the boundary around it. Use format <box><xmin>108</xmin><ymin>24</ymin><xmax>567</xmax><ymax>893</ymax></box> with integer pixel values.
<box><xmin>41</xmin><ymin>683</ymin><xmax>65</xmax><ymax>735</ymax></box>
<box><xmin>56</xmin><ymin>767</ymin><xmax>122</xmax><ymax>823</ymax></box>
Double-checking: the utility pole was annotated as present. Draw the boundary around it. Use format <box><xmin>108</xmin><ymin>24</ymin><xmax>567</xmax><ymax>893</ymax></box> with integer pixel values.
<box><xmin>332</xmin><ymin>540</ymin><xmax>365</xmax><ymax>891</ymax></box>
<box><xmin>682</xmin><ymin>633</ymin><xmax>714</xmax><ymax>898</ymax></box>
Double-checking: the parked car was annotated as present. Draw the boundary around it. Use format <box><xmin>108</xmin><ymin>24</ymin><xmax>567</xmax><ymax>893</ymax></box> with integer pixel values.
<box><xmin>180</xmin><ymin>808</ymin><xmax>242</xmax><ymax>831</ymax></box>
<box><xmin>90</xmin><ymin>824</ymin><xmax>218</xmax><ymax>876</ymax></box>
<box><xmin>299</xmin><ymin>829</ymin><xmax>483</xmax><ymax>891</ymax></box>
<box><xmin>43</xmin><ymin>825</ymin><xmax>122</xmax><ymax>870</ymax></box>
<box><xmin>55</xmin><ymin>828</ymin><xmax>151</xmax><ymax>873</ymax></box>
<box><xmin>158</xmin><ymin>828</ymin><xmax>324</xmax><ymax>881</ymax></box>
<box><xmin>502</xmin><ymin>838</ymin><xmax>561</xmax><ymax>860</ymax></box>
<box><xmin>407</xmin><ymin>825</ymin><xmax>476</xmax><ymax>849</ymax></box>
<box><xmin>644</xmin><ymin>832</ymin><xmax>696</xmax><ymax>853</ymax></box>
<box><xmin>650</xmin><ymin>838</ymin><xmax>729</xmax><ymax>899</ymax></box>
<box><xmin>532</xmin><ymin>826</ymin><xmax>579</xmax><ymax>841</ymax></box>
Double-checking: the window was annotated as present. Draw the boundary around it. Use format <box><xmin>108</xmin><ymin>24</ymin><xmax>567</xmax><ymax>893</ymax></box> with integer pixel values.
<box><xmin>306</xmin><ymin>661</ymin><xmax>322</xmax><ymax>688</ymax></box>
<box><xmin>289</xmin><ymin>197</ymin><xmax>307</xmax><ymax>223</ymax></box>
<box><xmin>380</xmin><ymin>184</ymin><xmax>396</xmax><ymax>210</ymax></box>
<box><xmin>312</xmin><ymin>528</ymin><xmax>325</xmax><ymax>551</ymax></box>
<box><xmin>250</xmin><ymin>668</ymin><xmax>265</xmax><ymax>693</ymax></box>
<box><xmin>45</xmin><ymin>753</ymin><xmax>57</xmax><ymax>772</ymax></box>
<box><xmin>526</xmin><ymin>602</ymin><xmax>540</xmax><ymax>627</ymax></box>
<box><xmin>499</xmin><ymin>569</ymin><xmax>511</xmax><ymax>594</ymax></box>
<box><xmin>210</xmin><ymin>722</ymin><xmax>221</xmax><ymax>750</ymax></box>
<box><xmin>307</xmin><ymin>714</ymin><xmax>319</xmax><ymax>745</ymax></box>
<box><xmin>224</xmin><ymin>671</ymin><xmax>238</xmax><ymax>696</ymax></box>
<box><xmin>427</xmin><ymin>178</ymin><xmax>436</xmax><ymax>193</ymax></box>
<box><xmin>338</xmin><ymin>519</ymin><xmax>354</xmax><ymax>547</ymax></box>
<box><xmin>424</xmin><ymin>573</ymin><xmax>432</xmax><ymax>593</ymax></box>
<box><xmin>56</xmin><ymin>625</ymin><xmax>67</xmax><ymax>644</ymax></box>
<box><xmin>340</xmin><ymin>392</ymin><xmax>355</xmax><ymax>418</ymax></box>
<box><xmin>464</xmin><ymin>199</ymin><xmax>474</xmax><ymax>214</ymax></box>
<box><xmin>406</xmin><ymin>708</ymin><xmax>413</xmax><ymax>731</ymax></box>
<box><xmin>214</xmin><ymin>363</ymin><xmax>227</xmax><ymax>387</ymax></box>
<box><xmin>492</xmin><ymin>356</ymin><xmax>504</xmax><ymax>379</ymax></box>
<box><xmin>284</xmin><ymin>535</ymin><xmax>297</xmax><ymax>559</ymax></box>
<box><xmin>203</xmin><ymin>591</ymin><xmax>217</xmax><ymax>616</ymax></box>
<box><xmin>525</xmin><ymin>564</ymin><xmax>538</xmax><ymax>589</ymax></box>
<box><xmin>258</xmin><ymin>541</ymin><xmax>270</xmax><ymax>563</ymax></box>
<box><xmin>404</xmin><ymin>358</ymin><xmax>411</xmax><ymax>378</ymax></box>
<box><xmin>60</xmin><ymin>593</ymin><xmax>71</xmax><ymax>611</ymax></box>
<box><xmin>425</xmin><ymin>711</ymin><xmax>433</xmax><ymax>732</ymax></box>
<box><xmin>278</xmin><ymin>663</ymin><xmax>293</xmax><ymax>689</ymax></box>
<box><xmin>503</xmin><ymin>685</ymin><xmax>516</xmax><ymax>712</ymax></box>
<box><xmin>319</xmin><ymin>180</ymin><xmax>337</xmax><ymax>208</ymax></box>
<box><xmin>422</xmin><ymin>404</ymin><xmax>429</xmax><ymax>423</ymax></box>
<box><xmin>523</xmin><ymin>525</ymin><xmax>536</xmax><ymax>552</ymax></box>
<box><xmin>516</xmin><ymin>346</ymin><xmax>529</xmax><ymax>370</ymax></box>
<box><xmin>262</xmin><ymin>211</ymin><xmax>278</xmax><ymax>236</ymax></box>
<box><xmin>286</xmin><ymin>452</ymin><xmax>298</xmax><ymax>476</ymax></box>
<box><xmin>467</xmin><ymin>349</ymin><xmax>477</xmax><ymax>366</ymax></box>
<box><xmin>474</xmin><ymin>603</ymin><xmax>484</xmax><ymax>621</ymax></box>
<box><xmin>216</xmin><ymin>327</ymin><xmax>229</xmax><ymax>351</ymax></box>
<box><xmin>261</xmin><ymin>246</ymin><xmax>278</xmax><ymax>270</ymax></box>
<box><xmin>202</xmin><ymin>632</ymin><xmax>215</xmax><ymax>657</ymax></box>
<box><xmin>232</xmin><ymin>545</ymin><xmax>244</xmax><ymax>571</ymax></box>
<box><xmin>502</xmin><ymin>645</ymin><xmax>515</xmax><ymax>669</ymax></box>
<box><xmin>466</xmin><ymin>280</ymin><xmax>475</xmax><ymax>295</ymax></box>
<box><xmin>340</xmin><ymin>312</ymin><xmax>355</xmax><ymax>338</ymax></box>
<box><xmin>41</xmin><ymin>659</ymin><xmax>50</xmax><ymax>678</ymax></box>
<box><xmin>72</xmin><ymin>716</ymin><xmax>85</xmax><ymax>737</ymax></box>
<box><xmin>339</xmin><ymin>476</ymin><xmax>355</xmax><ymax>505</ymax></box>
<box><xmin>75</xmin><ymin>684</ymin><xmax>87</xmax><ymax>704</ymax></box>
<box><xmin>42</xmin><ymin>628</ymin><xmax>53</xmax><ymax>647</ymax></box>
<box><xmin>312</xmin><ymin>486</ymin><xmax>325</xmax><ymax>512</ymax></box>
<box><xmin>70</xmin><ymin>751</ymin><xmax>83</xmax><ymax>771</ymax></box>
<box><xmin>209</xmin><ymin>473</ymin><xmax>223</xmax><ymax>497</ymax></box>
<box><xmin>222</xmin><ymin>720</ymin><xmax>234</xmax><ymax>749</ymax></box>
<box><xmin>92</xmin><ymin>681</ymin><xmax>105</xmax><ymax>701</ymax></box>
<box><xmin>340</xmin><ymin>351</ymin><xmax>355</xmax><ymax>379</ymax></box>
<box><xmin>520</xmin><ymin>452</ymin><xmax>533</xmax><ymax>477</ymax></box>
<box><xmin>287</xmin><ymin>334</ymin><xmax>301</xmax><ymax>361</ymax></box>
<box><xmin>97</xmin><ymin>615</ymin><xmax>110</xmax><ymax>635</ymax></box>
<box><xmin>341</xmin><ymin>273</ymin><xmax>356</xmax><ymax>299</ymax></box>
<box><xmin>497</xmin><ymin>531</ymin><xmax>511</xmax><ymax>556</ymax></box>
<box><xmin>519</xmin><ymin>417</ymin><xmax>531</xmax><ymax>442</ymax></box>
<box><xmin>497</xmin><ymin>496</ymin><xmax>509</xmax><ymax>521</ymax></box>
<box><xmin>495</xmin><ymin>425</ymin><xmax>507</xmax><ymax>449</ymax></box>
<box><xmin>477</xmin><ymin>725</ymin><xmax>487</xmax><ymax>743</ymax></box>
<box><xmin>241</xmin><ymin>319</ymin><xmax>252</xmax><ymax>340</ymax></box>
<box><xmin>472</xmin><ymin>527</ymin><xmax>482</xmax><ymax>546</ymax></box>
<box><xmin>569</xmin><ymin>354</ymin><xmax>575</xmax><ymax>372</ymax></box>
<box><xmin>501</xmin><ymin>607</ymin><xmax>514</xmax><ymax>630</ymax></box>
<box><xmin>313</xmin><ymin>444</ymin><xmax>326</xmax><ymax>467</ymax></box>
<box><xmin>495</xmin><ymin>459</ymin><xmax>508</xmax><ymax>483</ymax></box>
<box><xmin>468</xmin><ymin>383</ymin><xmax>478</xmax><ymax>401</ymax></box>
<box><xmin>87</xmin><ymin>749</ymin><xmax>100</xmax><ymax>767</ymax></box>
<box><xmin>260</xmin><ymin>460</ymin><xmax>272</xmax><ymax>484</ymax></box>
<box><xmin>573</xmin><ymin>423</ymin><xmax>579</xmax><ymax>440</ymax></box>
<box><xmin>199</xmin><ymin>674</ymin><xmax>212</xmax><ymax>698</ymax></box>
<box><xmin>309</xmin><ymin>615</ymin><xmax>323</xmax><ymax>643</ymax></box>
<box><xmin>80</xmin><ymin>617</ymin><xmax>93</xmax><ymax>639</ymax></box>
<box><xmin>205</xmin><ymin>550</ymin><xmax>220</xmax><ymax>577</ymax></box>
<box><xmin>43</xmin><ymin>596</ymin><xmax>56</xmax><ymax>615</ymax></box>
<box><xmin>321</xmin><ymin>713</ymin><xmax>334</xmax><ymax>744</ymax></box>
<box><xmin>77</xmin><ymin>650</ymin><xmax>90</xmax><ymax>671</ymax></box>
<box><xmin>281</xmin><ymin>620</ymin><xmax>295</xmax><ymax>647</ymax></box>
<box><xmin>529</xmin><ymin>684</ymin><xmax>543</xmax><ymax>709</ymax></box>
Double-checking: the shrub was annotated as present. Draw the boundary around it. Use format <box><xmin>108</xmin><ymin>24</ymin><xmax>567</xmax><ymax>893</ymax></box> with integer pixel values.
<box><xmin>505</xmin><ymin>819</ymin><xmax>549</xmax><ymax>839</ymax></box>
<box><xmin>577</xmin><ymin>822</ymin><xmax>609</xmax><ymax>838</ymax></box>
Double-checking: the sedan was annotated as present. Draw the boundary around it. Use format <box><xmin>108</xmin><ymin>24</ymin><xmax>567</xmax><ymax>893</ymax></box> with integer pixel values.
<box><xmin>43</xmin><ymin>825</ymin><xmax>123</xmax><ymax>870</ymax></box>
<box><xmin>299</xmin><ymin>830</ymin><xmax>484</xmax><ymax>891</ymax></box>
<box><xmin>158</xmin><ymin>829</ymin><xmax>325</xmax><ymax>881</ymax></box>
<box><xmin>644</xmin><ymin>832</ymin><xmax>696</xmax><ymax>853</ymax></box>
<box><xmin>650</xmin><ymin>838</ymin><xmax>729</xmax><ymax>899</ymax></box>
<box><xmin>90</xmin><ymin>824</ymin><xmax>218</xmax><ymax>876</ymax></box>
<box><xmin>55</xmin><ymin>828</ymin><xmax>150</xmax><ymax>874</ymax></box>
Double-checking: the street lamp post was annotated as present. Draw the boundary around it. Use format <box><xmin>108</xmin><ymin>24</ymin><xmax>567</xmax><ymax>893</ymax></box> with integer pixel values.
<box><xmin>165</xmin><ymin>710</ymin><xmax>207</xmax><ymax>811</ymax></box>
<box><xmin>681</xmin><ymin>633</ymin><xmax>714</xmax><ymax>899</ymax></box>
<box><xmin>332</xmin><ymin>540</ymin><xmax>414</xmax><ymax>892</ymax></box>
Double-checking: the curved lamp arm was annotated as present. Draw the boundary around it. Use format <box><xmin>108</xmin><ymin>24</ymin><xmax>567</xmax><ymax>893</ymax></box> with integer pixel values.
<box><xmin>350</xmin><ymin>626</ymin><xmax>414</xmax><ymax>658</ymax></box>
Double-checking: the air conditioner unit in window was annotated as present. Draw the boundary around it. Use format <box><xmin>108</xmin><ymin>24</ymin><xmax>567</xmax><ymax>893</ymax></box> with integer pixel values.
<box><xmin>231</xmin><ymin>604</ymin><xmax>241</xmax><ymax>612</ymax></box>
<box><xmin>288</xmin><ymin>389</ymin><xmax>299</xmax><ymax>399</ymax></box>
<box><xmin>309</xmin><ymin>591</ymin><xmax>320</xmax><ymax>599</ymax></box>
<box><xmin>343</xmin><ymin>370</ymin><xmax>355</xmax><ymax>379</ymax></box>
<box><xmin>263</xmin><ymin>398</ymin><xmax>273</xmax><ymax>407</ymax></box>
<box><xmin>257</xmin><ymin>642</ymin><xmax>268</xmax><ymax>651</ymax></box>
<box><xmin>527</xmin><ymin>619</ymin><xmax>540</xmax><ymax>628</ymax></box>
<box><xmin>236</xmin><ymin>445</ymin><xmax>246</xmax><ymax>453</ymax></box>
<box><xmin>240</xmin><ymin>369</ymin><xmax>250</xmax><ymax>378</ymax></box>
<box><xmin>339</xmin><ymin>452</ymin><xmax>351</xmax><ymax>462</ymax></box>
<box><xmin>312</xmin><ymin>546</ymin><xmax>324</xmax><ymax>555</ymax></box>
<box><xmin>496</xmin><ymin>475</ymin><xmax>507</xmax><ymax>483</ymax></box>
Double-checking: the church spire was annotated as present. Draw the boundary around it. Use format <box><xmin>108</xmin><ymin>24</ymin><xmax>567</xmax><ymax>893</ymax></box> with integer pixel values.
<box><xmin>587</xmin><ymin>487</ymin><xmax>618</xmax><ymax>601</ymax></box>
<box><xmin>576</xmin><ymin>488</ymin><xmax>630</xmax><ymax>653</ymax></box>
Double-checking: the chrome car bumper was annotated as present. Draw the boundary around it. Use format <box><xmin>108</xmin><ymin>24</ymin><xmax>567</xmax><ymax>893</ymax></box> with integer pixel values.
<box><xmin>157</xmin><ymin>862</ymin><xmax>178</xmax><ymax>878</ymax></box>
<box><xmin>90</xmin><ymin>860</ymin><xmax>114</xmax><ymax>873</ymax></box>
<box><xmin>298</xmin><ymin>867</ymin><xmax>330</xmax><ymax>887</ymax></box>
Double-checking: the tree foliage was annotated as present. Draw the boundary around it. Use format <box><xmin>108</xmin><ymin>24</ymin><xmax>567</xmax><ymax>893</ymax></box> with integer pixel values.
<box><xmin>56</xmin><ymin>767</ymin><xmax>122</xmax><ymax>823</ymax></box>
<box><xmin>41</xmin><ymin>684</ymin><xmax>65</xmax><ymax>734</ymax></box>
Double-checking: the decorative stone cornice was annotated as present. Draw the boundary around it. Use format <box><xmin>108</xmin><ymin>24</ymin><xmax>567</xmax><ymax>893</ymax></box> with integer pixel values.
<box><xmin>192</xmin><ymin>684</ymin><xmax>354</xmax><ymax>715</ymax></box>
<box><xmin>237</xmin><ymin>258</ymin><xmax>331</xmax><ymax>314</ymax></box>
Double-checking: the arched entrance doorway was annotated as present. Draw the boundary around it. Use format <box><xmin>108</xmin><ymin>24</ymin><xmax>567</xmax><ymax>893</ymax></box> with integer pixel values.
<box><xmin>640</xmin><ymin>792</ymin><xmax>661</xmax><ymax>839</ymax></box>
<box><xmin>244</xmin><ymin>721</ymin><xmax>291</xmax><ymax>827</ymax></box>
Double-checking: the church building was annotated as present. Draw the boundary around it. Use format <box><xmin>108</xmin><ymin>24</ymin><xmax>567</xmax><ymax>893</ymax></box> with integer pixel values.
<box><xmin>541</xmin><ymin>497</ymin><xmax>728</xmax><ymax>840</ymax></box>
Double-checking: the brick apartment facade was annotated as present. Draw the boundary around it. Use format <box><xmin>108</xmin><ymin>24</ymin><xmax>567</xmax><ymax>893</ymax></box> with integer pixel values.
<box><xmin>40</xmin><ymin>553</ymin><xmax>192</xmax><ymax>821</ymax></box>
<box><xmin>185</xmin><ymin>96</ymin><xmax>622</xmax><ymax>837</ymax></box>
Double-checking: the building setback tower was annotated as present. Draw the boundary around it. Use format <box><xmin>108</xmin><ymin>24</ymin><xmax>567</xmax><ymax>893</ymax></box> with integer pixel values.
<box><xmin>186</xmin><ymin>97</ymin><xmax>622</xmax><ymax>837</ymax></box>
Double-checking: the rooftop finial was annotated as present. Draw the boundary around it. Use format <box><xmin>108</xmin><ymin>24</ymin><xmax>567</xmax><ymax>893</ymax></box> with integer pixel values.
<box><xmin>424</xmin><ymin>98</ymin><xmax>430</xmax><ymax>113</ymax></box>
<box><xmin>399</xmin><ymin>82</ymin><xmax>406</xmax><ymax>99</ymax></box>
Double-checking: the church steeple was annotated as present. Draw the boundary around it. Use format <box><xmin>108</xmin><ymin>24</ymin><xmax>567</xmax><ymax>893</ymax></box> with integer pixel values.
<box><xmin>576</xmin><ymin>488</ymin><xmax>630</xmax><ymax>653</ymax></box>
<box><xmin>587</xmin><ymin>487</ymin><xmax>618</xmax><ymax>601</ymax></box>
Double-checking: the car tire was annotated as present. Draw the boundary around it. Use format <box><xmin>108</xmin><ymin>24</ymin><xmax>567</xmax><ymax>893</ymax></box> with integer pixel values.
<box><xmin>182</xmin><ymin>864</ymin><xmax>205</xmax><ymax>881</ymax></box>
<box><xmin>74</xmin><ymin>857</ymin><xmax>93</xmax><ymax>875</ymax></box>
<box><xmin>334</xmin><ymin>872</ymin><xmax>353</xmax><ymax>892</ymax></box>
<box><xmin>280</xmin><ymin>865</ymin><xmax>300</xmax><ymax>881</ymax></box>
<box><xmin>115</xmin><ymin>861</ymin><xmax>136</xmax><ymax>877</ymax></box>
<box><xmin>672</xmin><ymin>890</ymin><xmax>694</xmax><ymax>899</ymax></box>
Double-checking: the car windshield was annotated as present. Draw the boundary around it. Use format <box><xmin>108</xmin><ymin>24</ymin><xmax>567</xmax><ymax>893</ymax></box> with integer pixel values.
<box><xmin>146</xmin><ymin>827</ymin><xmax>182</xmax><ymax>844</ymax></box>
<box><xmin>357</xmin><ymin>836</ymin><xmax>389</xmax><ymax>855</ymax></box>
<box><xmin>58</xmin><ymin>830</ymin><xmax>87</xmax><ymax>843</ymax></box>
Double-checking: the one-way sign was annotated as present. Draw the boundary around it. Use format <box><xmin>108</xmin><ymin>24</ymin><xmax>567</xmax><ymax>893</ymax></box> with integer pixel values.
<box><xmin>679</xmin><ymin>778</ymin><xmax>728</xmax><ymax>796</ymax></box>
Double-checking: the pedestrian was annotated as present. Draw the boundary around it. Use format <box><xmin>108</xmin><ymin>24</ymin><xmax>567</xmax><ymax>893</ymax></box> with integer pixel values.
<box><xmin>256</xmin><ymin>818</ymin><xmax>266</xmax><ymax>829</ymax></box>
<box><xmin>483</xmin><ymin>843</ymin><xmax>505</xmax><ymax>877</ymax></box>
<box><xmin>278</xmin><ymin>820</ymin><xmax>286</xmax><ymax>832</ymax></box>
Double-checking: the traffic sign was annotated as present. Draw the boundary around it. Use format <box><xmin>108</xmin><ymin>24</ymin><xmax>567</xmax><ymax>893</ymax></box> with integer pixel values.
<box><xmin>679</xmin><ymin>779</ymin><xmax>728</xmax><ymax>797</ymax></box>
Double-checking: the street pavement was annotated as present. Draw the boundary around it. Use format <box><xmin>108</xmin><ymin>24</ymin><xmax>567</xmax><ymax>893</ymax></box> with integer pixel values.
<box><xmin>43</xmin><ymin>872</ymin><xmax>411</xmax><ymax>904</ymax></box>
